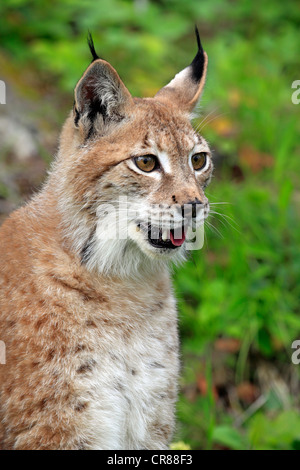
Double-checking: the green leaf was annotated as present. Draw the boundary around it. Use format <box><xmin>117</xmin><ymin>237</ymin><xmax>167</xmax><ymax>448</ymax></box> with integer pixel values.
<box><xmin>212</xmin><ymin>426</ymin><xmax>245</xmax><ymax>450</ymax></box>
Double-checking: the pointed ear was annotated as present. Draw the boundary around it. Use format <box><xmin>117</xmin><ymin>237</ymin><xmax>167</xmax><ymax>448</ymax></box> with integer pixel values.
<box><xmin>155</xmin><ymin>27</ymin><xmax>208</xmax><ymax>115</ymax></box>
<box><xmin>74</xmin><ymin>58</ymin><xmax>133</xmax><ymax>138</ymax></box>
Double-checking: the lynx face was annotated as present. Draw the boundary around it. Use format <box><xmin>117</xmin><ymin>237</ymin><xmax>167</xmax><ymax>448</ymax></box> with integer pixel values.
<box><xmin>55</xmin><ymin>30</ymin><xmax>211</xmax><ymax>277</ymax></box>
<box><xmin>95</xmin><ymin>103</ymin><xmax>212</xmax><ymax>260</ymax></box>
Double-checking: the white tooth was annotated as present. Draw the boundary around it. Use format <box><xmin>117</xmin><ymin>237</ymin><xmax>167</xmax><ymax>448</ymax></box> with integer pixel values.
<box><xmin>162</xmin><ymin>230</ymin><xmax>168</xmax><ymax>241</ymax></box>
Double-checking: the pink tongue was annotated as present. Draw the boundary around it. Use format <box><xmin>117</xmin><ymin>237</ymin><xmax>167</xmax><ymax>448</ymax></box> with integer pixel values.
<box><xmin>170</xmin><ymin>230</ymin><xmax>186</xmax><ymax>247</ymax></box>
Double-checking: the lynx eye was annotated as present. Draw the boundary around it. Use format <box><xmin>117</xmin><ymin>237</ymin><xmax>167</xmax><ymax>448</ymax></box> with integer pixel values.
<box><xmin>134</xmin><ymin>155</ymin><xmax>158</xmax><ymax>173</ymax></box>
<box><xmin>191</xmin><ymin>152</ymin><xmax>207</xmax><ymax>171</ymax></box>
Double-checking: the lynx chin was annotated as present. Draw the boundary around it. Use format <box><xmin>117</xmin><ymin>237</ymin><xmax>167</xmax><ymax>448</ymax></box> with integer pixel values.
<box><xmin>0</xmin><ymin>28</ymin><xmax>213</xmax><ymax>450</ymax></box>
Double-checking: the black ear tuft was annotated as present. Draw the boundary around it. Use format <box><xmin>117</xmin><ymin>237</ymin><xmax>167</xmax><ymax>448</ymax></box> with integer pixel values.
<box><xmin>194</xmin><ymin>25</ymin><xmax>202</xmax><ymax>52</ymax></box>
<box><xmin>87</xmin><ymin>31</ymin><xmax>100</xmax><ymax>63</ymax></box>
<box><xmin>190</xmin><ymin>26</ymin><xmax>205</xmax><ymax>83</ymax></box>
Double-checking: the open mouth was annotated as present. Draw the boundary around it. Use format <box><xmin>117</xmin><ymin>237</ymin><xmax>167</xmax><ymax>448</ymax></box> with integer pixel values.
<box><xmin>145</xmin><ymin>224</ymin><xmax>186</xmax><ymax>250</ymax></box>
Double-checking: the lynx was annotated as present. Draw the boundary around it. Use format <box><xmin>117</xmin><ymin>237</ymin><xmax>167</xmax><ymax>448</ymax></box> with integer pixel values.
<box><xmin>0</xmin><ymin>29</ymin><xmax>213</xmax><ymax>450</ymax></box>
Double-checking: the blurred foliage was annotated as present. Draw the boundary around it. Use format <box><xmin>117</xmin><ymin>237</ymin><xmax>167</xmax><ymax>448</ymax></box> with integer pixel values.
<box><xmin>0</xmin><ymin>0</ymin><xmax>299</xmax><ymax>450</ymax></box>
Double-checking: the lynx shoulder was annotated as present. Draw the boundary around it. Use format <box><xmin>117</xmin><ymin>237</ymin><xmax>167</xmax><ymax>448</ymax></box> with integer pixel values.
<box><xmin>0</xmin><ymin>29</ymin><xmax>212</xmax><ymax>450</ymax></box>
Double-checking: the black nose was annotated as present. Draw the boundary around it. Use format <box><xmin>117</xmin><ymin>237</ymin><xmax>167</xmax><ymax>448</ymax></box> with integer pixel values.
<box><xmin>181</xmin><ymin>198</ymin><xmax>203</xmax><ymax>219</ymax></box>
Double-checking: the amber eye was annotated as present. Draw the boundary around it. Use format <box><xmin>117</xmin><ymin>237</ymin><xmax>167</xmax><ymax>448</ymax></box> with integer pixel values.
<box><xmin>134</xmin><ymin>155</ymin><xmax>158</xmax><ymax>173</ymax></box>
<box><xmin>191</xmin><ymin>152</ymin><xmax>207</xmax><ymax>171</ymax></box>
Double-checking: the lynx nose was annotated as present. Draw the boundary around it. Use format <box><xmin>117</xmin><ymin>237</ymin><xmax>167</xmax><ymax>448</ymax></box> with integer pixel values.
<box><xmin>181</xmin><ymin>198</ymin><xmax>203</xmax><ymax>219</ymax></box>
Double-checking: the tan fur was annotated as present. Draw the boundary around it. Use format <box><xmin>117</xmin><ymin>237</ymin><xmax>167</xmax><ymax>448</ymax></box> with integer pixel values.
<box><xmin>0</xmin><ymin>39</ymin><xmax>212</xmax><ymax>449</ymax></box>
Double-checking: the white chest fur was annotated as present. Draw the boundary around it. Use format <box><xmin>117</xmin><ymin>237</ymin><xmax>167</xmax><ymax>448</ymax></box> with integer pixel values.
<box><xmin>73</xmin><ymin>283</ymin><xmax>179</xmax><ymax>450</ymax></box>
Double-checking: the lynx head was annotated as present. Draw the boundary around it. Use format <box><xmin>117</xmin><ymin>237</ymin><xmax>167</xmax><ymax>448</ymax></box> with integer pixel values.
<box><xmin>55</xmin><ymin>28</ymin><xmax>213</xmax><ymax>278</ymax></box>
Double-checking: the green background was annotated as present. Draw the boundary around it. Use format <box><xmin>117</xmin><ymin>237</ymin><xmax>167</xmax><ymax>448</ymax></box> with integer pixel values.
<box><xmin>0</xmin><ymin>0</ymin><xmax>299</xmax><ymax>449</ymax></box>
